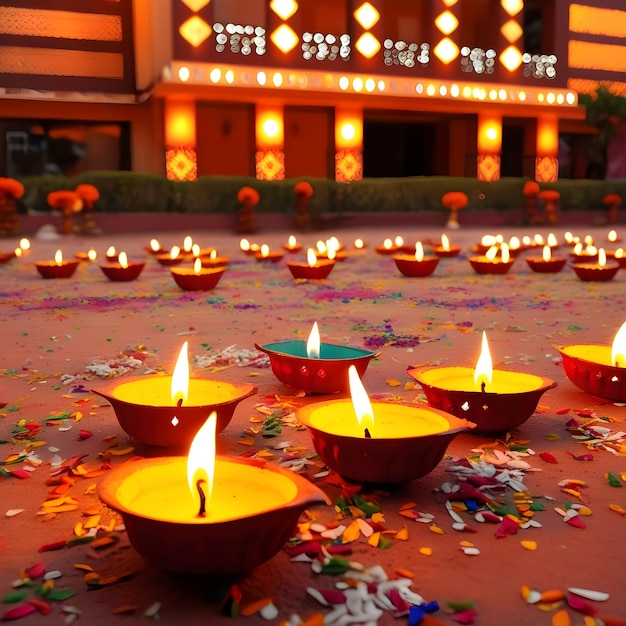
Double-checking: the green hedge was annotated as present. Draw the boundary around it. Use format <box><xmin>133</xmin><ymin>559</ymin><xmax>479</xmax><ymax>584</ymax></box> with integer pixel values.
<box><xmin>16</xmin><ymin>172</ymin><xmax>626</xmax><ymax>218</ymax></box>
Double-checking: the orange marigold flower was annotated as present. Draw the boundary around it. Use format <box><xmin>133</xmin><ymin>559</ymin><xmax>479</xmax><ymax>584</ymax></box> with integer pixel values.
<box><xmin>47</xmin><ymin>190</ymin><xmax>83</xmax><ymax>213</ymax></box>
<box><xmin>441</xmin><ymin>191</ymin><xmax>468</xmax><ymax>210</ymax></box>
<box><xmin>0</xmin><ymin>177</ymin><xmax>25</xmax><ymax>199</ymax></box>
<box><xmin>603</xmin><ymin>193</ymin><xmax>621</xmax><ymax>206</ymax></box>
<box><xmin>75</xmin><ymin>184</ymin><xmax>100</xmax><ymax>203</ymax></box>
<box><xmin>538</xmin><ymin>189</ymin><xmax>560</xmax><ymax>202</ymax></box>
<box><xmin>237</xmin><ymin>186</ymin><xmax>260</xmax><ymax>206</ymax></box>
<box><xmin>523</xmin><ymin>181</ymin><xmax>540</xmax><ymax>197</ymax></box>
<box><xmin>294</xmin><ymin>181</ymin><xmax>313</xmax><ymax>198</ymax></box>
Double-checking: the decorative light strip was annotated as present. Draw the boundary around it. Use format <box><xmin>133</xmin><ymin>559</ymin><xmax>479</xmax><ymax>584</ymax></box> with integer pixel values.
<box><xmin>164</xmin><ymin>61</ymin><xmax>578</xmax><ymax>107</ymax></box>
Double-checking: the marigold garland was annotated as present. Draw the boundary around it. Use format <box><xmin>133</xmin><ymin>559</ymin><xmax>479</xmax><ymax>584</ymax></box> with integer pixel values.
<box><xmin>0</xmin><ymin>177</ymin><xmax>24</xmax><ymax>199</ymax></box>
<box><xmin>237</xmin><ymin>187</ymin><xmax>260</xmax><ymax>206</ymax></box>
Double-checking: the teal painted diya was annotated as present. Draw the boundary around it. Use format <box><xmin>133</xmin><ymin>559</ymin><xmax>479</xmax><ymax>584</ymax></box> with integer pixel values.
<box><xmin>255</xmin><ymin>323</ymin><xmax>378</xmax><ymax>394</ymax></box>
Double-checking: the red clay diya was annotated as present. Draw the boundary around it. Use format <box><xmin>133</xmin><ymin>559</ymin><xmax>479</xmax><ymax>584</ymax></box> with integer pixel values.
<box><xmin>570</xmin><ymin>243</ymin><xmax>598</xmax><ymax>264</ymax></box>
<box><xmin>555</xmin><ymin>322</ymin><xmax>626</xmax><ymax>402</ymax></box>
<box><xmin>100</xmin><ymin>252</ymin><xmax>145</xmax><ymax>281</ymax></box>
<box><xmin>296</xmin><ymin>366</ymin><xmax>474</xmax><ymax>483</ymax></box>
<box><xmin>394</xmin><ymin>242</ymin><xmax>439</xmax><ymax>277</ymax></box>
<box><xmin>155</xmin><ymin>247</ymin><xmax>184</xmax><ymax>267</ymax></box>
<box><xmin>0</xmin><ymin>251</ymin><xmax>15</xmax><ymax>265</ymax></box>
<box><xmin>145</xmin><ymin>239</ymin><xmax>165</xmax><ymax>255</ymax></box>
<box><xmin>607</xmin><ymin>249</ymin><xmax>626</xmax><ymax>268</ymax></box>
<box><xmin>282</xmin><ymin>235</ymin><xmax>303</xmax><ymax>253</ymax></box>
<box><xmin>35</xmin><ymin>250</ymin><xmax>80</xmax><ymax>279</ymax></box>
<box><xmin>98</xmin><ymin>449</ymin><xmax>328</xmax><ymax>574</ymax></box>
<box><xmin>255</xmin><ymin>244</ymin><xmax>284</xmax><ymax>263</ymax></box>
<box><xmin>525</xmin><ymin>245</ymin><xmax>567</xmax><ymax>273</ymax></box>
<box><xmin>287</xmin><ymin>248</ymin><xmax>335</xmax><ymax>280</ymax></box>
<box><xmin>408</xmin><ymin>332</ymin><xmax>556</xmax><ymax>433</ymax></box>
<box><xmin>255</xmin><ymin>323</ymin><xmax>378</xmax><ymax>394</ymax></box>
<box><xmin>431</xmin><ymin>234</ymin><xmax>461</xmax><ymax>258</ymax></box>
<box><xmin>375</xmin><ymin>237</ymin><xmax>404</xmax><ymax>255</ymax></box>
<box><xmin>199</xmin><ymin>251</ymin><xmax>229</xmax><ymax>269</ymax></box>
<box><xmin>572</xmin><ymin>249</ymin><xmax>619</xmax><ymax>282</ymax></box>
<box><xmin>75</xmin><ymin>249</ymin><xmax>98</xmax><ymax>262</ymax></box>
<box><xmin>468</xmin><ymin>244</ymin><xmax>514</xmax><ymax>275</ymax></box>
<box><xmin>170</xmin><ymin>261</ymin><xmax>226</xmax><ymax>291</ymax></box>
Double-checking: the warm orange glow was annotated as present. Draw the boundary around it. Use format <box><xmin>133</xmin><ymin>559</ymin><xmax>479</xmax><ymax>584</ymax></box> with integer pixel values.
<box><xmin>612</xmin><ymin>322</ymin><xmax>626</xmax><ymax>367</ymax></box>
<box><xmin>14</xmin><ymin>248</ymin><xmax>22</xmax><ymax>258</ymax></box>
<box><xmin>547</xmin><ymin>233</ymin><xmax>558</xmax><ymax>247</ymax></box>
<box><xmin>501</xmin><ymin>0</ymin><xmax>523</xmax><ymax>17</ymax></box>
<box><xmin>435</xmin><ymin>11</ymin><xmax>459</xmax><ymax>36</ymax></box>
<box><xmin>210</xmin><ymin>249</ymin><xmax>217</xmax><ymax>260</ymax></box>
<box><xmin>192</xmin><ymin>244</ymin><xmax>200</xmax><ymax>257</ymax></box>
<box><xmin>535</xmin><ymin>156</ymin><xmax>558</xmax><ymax>183</ymax></box>
<box><xmin>395</xmin><ymin>236</ymin><xmax>404</xmax><ymax>247</ymax></box>
<box><xmin>256</xmin><ymin>149</ymin><xmax>285</xmax><ymax>181</ymax></box>
<box><xmin>307</xmin><ymin>322</ymin><xmax>321</xmax><ymax>358</ymax></box>
<box><xmin>542</xmin><ymin>245</ymin><xmax>552</xmax><ymax>262</ymax></box>
<box><xmin>501</xmin><ymin>243</ymin><xmax>510</xmax><ymax>263</ymax></box>
<box><xmin>54</xmin><ymin>249</ymin><xmax>63</xmax><ymax>265</ymax></box>
<box><xmin>537</xmin><ymin>116</ymin><xmax>559</xmax><ymax>156</ymax></box>
<box><xmin>500</xmin><ymin>45</ymin><xmax>523</xmax><ymax>72</ymax></box>
<box><xmin>150</xmin><ymin>239</ymin><xmax>160</xmax><ymax>252</ymax></box>
<box><xmin>118</xmin><ymin>252</ymin><xmax>128</xmax><ymax>269</ymax></box>
<box><xmin>335</xmin><ymin>149</ymin><xmax>363</xmax><ymax>182</ymax></box>
<box><xmin>485</xmin><ymin>246</ymin><xmax>498</xmax><ymax>261</ymax></box>
<box><xmin>172</xmin><ymin>342</ymin><xmax>190</xmax><ymax>405</ymax></box>
<box><xmin>270</xmin><ymin>0</ymin><xmax>299</xmax><ymax>20</ymax></box>
<box><xmin>335</xmin><ymin>110</ymin><xmax>363</xmax><ymax>149</ymax></box>
<box><xmin>183</xmin><ymin>236</ymin><xmax>193</xmax><ymax>253</ymax></box>
<box><xmin>271</xmin><ymin>24</ymin><xmax>299</xmax><ymax>54</ymax></box>
<box><xmin>261</xmin><ymin>244</ymin><xmax>270</xmax><ymax>258</ymax></box>
<box><xmin>348</xmin><ymin>365</ymin><xmax>373</xmax><ymax>433</ymax></box>
<box><xmin>433</xmin><ymin>37</ymin><xmax>459</xmax><ymax>64</ymax></box>
<box><xmin>598</xmin><ymin>248</ymin><xmax>607</xmax><ymax>267</ymax></box>
<box><xmin>181</xmin><ymin>0</ymin><xmax>211</xmax><ymax>11</ymax></box>
<box><xmin>19</xmin><ymin>238</ymin><xmax>30</xmax><ymax>251</ymax></box>
<box><xmin>288</xmin><ymin>235</ymin><xmax>297</xmax><ymax>248</ymax></box>
<box><xmin>608</xmin><ymin>230</ymin><xmax>618</xmax><ymax>243</ymax></box>
<box><xmin>193</xmin><ymin>257</ymin><xmax>202</xmax><ymax>275</ymax></box>
<box><xmin>569</xmin><ymin>4</ymin><xmax>626</xmax><ymax>38</ymax></box>
<box><xmin>240</xmin><ymin>238</ymin><xmax>251</xmax><ymax>252</ymax></box>
<box><xmin>383</xmin><ymin>238</ymin><xmax>393</xmax><ymax>250</ymax></box>
<box><xmin>354</xmin><ymin>238</ymin><xmax>364</xmax><ymax>249</ymax></box>
<box><xmin>474</xmin><ymin>331</ymin><xmax>493</xmax><ymax>390</ymax></box>
<box><xmin>340</xmin><ymin>123</ymin><xmax>356</xmax><ymax>142</ymax></box>
<box><xmin>501</xmin><ymin>19</ymin><xmax>523</xmax><ymax>43</ymax></box>
<box><xmin>441</xmin><ymin>234</ymin><xmax>450</xmax><ymax>251</ymax></box>
<box><xmin>165</xmin><ymin>147</ymin><xmax>197</xmax><ymax>182</ymax></box>
<box><xmin>165</xmin><ymin>101</ymin><xmax>196</xmax><ymax>147</ymax></box>
<box><xmin>179</xmin><ymin>16</ymin><xmax>212</xmax><ymax>48</ymax></box>
<box><xmin>306</xmin><ymin>248</ymin><xmax>317</xmax><ymax>267</ymax></box>
<box><xmin>477</xmin><ymin>154</ymin><xmax>501</xmax><ymax>182</ymax></box>
<box><xmin>88</xmin><ymin>249</ymin><xmax>97</xmax><ymax>261</ymax></box>
<box><xmin>355</xmin><ymin>33</ymin><xmax>381</xmax><ymax>59</ymax></box>
<box><xmin>170</xmin><ymin>246</ymin><xmax>181</xmax><ymax>260</ymax></box>
<box><xmin>616</xmin><ymin>249</ymin><xmax>624</xmax><ymax>259</ymax></box>
<box><xmin>478</xmin><ymin>115</ymin><xmax>502</xmax><ymax>153</ymax></box>
<box><xmin>353</xmin><ymin>2</ymin><xmax>380</xmax><ymax>29</ymax></box>
<box><xmin>569</xmin><ymin>40</ymin><xmax>626</xmax><ymax>73</ymax></box>
<box><xmin>414</xmin><ymin>242</ymin><xmax>424</xmax><ymax>262</ymax></box>
<box><xmin>187</xmin><ymin>411</ymin><xmax>217</xmax><ymax>510</ymax></box>
<box><xmin>256</xmin><ymin>107</ymin><xmax>284</xmax><ymax>148</ymax></box>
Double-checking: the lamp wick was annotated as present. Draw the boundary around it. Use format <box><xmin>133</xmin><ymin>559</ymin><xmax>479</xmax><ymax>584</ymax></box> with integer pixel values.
<box><xmin>177</xmin><ymin>398</ymin><xmax>183</xmax><ymax>407</ymax></box>
<box><xmin>364</xmin><ymin>428</ymin><xmax>372</xmax><ymax>439</ymax></box>
<box><xmin>480</xmin><ymin>381</ymin><xmax>486</xmax><ymax>393</ymax></box>
<box><xmin>196</xmin><ymin>478</ymin><xmax>207</xmax><ymax>518</ymax></box>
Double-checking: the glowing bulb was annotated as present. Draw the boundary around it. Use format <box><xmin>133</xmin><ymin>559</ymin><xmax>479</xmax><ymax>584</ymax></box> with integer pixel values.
<box><xmin>306</xmin><ymin>322</ymin><xmax>321</xmax><ymax>358</ymax></box>
<box><xmin>354</xmin><ymin>238</ymin><xmax>364</xmax><ymax>249</ymax></box>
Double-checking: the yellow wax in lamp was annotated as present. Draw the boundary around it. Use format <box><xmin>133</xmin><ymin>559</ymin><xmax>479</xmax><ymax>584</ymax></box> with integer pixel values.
<box><xmin>561</xmin><ymin>322</ymin><xmax>626</xmax><ymax>367</ymax></box>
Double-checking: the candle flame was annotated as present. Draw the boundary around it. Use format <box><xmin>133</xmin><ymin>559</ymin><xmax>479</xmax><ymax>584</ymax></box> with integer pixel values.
<box><xmin>187</xmin><ymin>411</ymin><xmax>217</xmax><ymax>514</ymax></box>
<box><xmin>414</xmin><ymin>241</ymin><xmax>424</xmax><ymax>262</ymax></box>
<box><xmin>327</xmin><ymin>247</ymin><xmax>336</xmax><ymax>261</ymax></box>
<box><xmin>616</xmin><ymin>248</ymin><xmax>624</xmax><ymax>259</ymax></box>
<box><xmin>394</xmin><ymin>235</ymin><xmax>404</xmax><ymax>247</ymax></box>
<box><xmin>598</xmin><ymin>248</ymin><xmax>606</xmax><ymax>267</ymax></box>
<box><xmin>306</xmin><ymin>248</ymin><xmax>317</xmax><ymax>267</ymax></box>
<box><xmin>586</xmin><ymin>245</ymin><xmax>597</xmax><ymax>256</ymax></box>
<box><xmin>584</xmin><ymin>235</ymin><xmax>594</xmax><ymax>246</ymax></box>
<box><xmin>573</xmin><ymin>242</ymin><xmax>583</xmax><ymax>255</ymax></box>
<box><xmin>288</xmin><ymin>235</ymin><xmax>297</xmax><ymax>248</ymax></box>
<box><xmin>441</xmin><ymin>234</ymin><xmax>450</xmax><ymax>251</ymax></box>
<box><xmin>547</xmin><ymin>232</ymin><xmax>558</xmax><ymax>247</ymax></box>
<box><xmin>474</xmin><ymin>331</ymin><xmax>493</xmax><ymax>391</ymax></box>
<box><xmin>316</xmin><ymin>240</ymin><xmax>326</xmax><ymax>254</ymax></box>
<box><xmin>106</xmin><ymin>246</ymin><xmax>116</xmax><ymax>258</ymax></box>
<box><xmin>328</xmin><ymin>236</ymin><xmax>340</xmax><ymax>251</ymax></box>
<box><xmin>522</xmin><ymin>235</ymin><xmax>532</xmax><ymax>246</ymax></box>
<box><xmin>307</xmin><ymin>321</ymin><xmax>321</xmax><ymax>358</ymax></box>
<box><xmin>509</xmin><ymin>236</ymin><xmax>520</xmax><ymax>250</ymax></box>
<box><xmin>261</xmin><ymin>244</ymin><xmax>270</xmax><ymax>258</ymax></box>
<box><xmin>210</xmin><ymin>249</ymin><xmax>217</xmax><ymax>260</ymax></box>
<box><xmin>485</xmin><ymin>246</ymin><xmax>498</xmax><ymax>261</ymax></box>
<box><xmin>191</xmin><ymin>243</ymin><xmax>200</xmax><ymax>257</ymax></box>
<box><xmin>495</xmin><ymin>234</ymin><xmax>504</xmax><ymax>244</ymax></box>
<box><xmin>240</xmin><ymin>238</ymin><xmax>250</xmax><ymax>252</ymax></box>
<box><xmin>193</xmin><ymin>257</ymin><xmax>202</xmax><ymax>275</ymax></box>
<box><xmin>534</xmin><ymin>233</ymin><xmax>544</xmax><ymax>245</ymax></box>
<box><xmin>348</xmin><ymin>365</ymin><xmax>374</xmax><ymax>434</ymax></box>
<box><xmin>88</xmin><ymin>249</ymin><xmax>97</xmax><ymax>261</ymax></box>
<box><xmin>542</xmin><ymin>245</ymin><xmax>552</xmax><ymax>262</ymax></box>
<box><xmin>14</xmin><ymin>247</ymin><xmax>22</xmax><ymax>257</ymax></box>
<box><xmin>481</xmin><ymin>235</ymin><xmax>496</xmax><ymax>247</ymax></box>
<box><xmin>183</xmin><ymin>236</ymin><xmax>193</xmax><ymax>252</ymax></box>
<box><xmin>354</xmin><ymin>238</ymin><xmax>364</xmax><ymax>249</ymax></box>
<box><xmin>54</xmin><ymin>249</ymin><xmax>63</xmax><ymax>265</ymax></box>
<box><xmin>383</xmin><ymin>238</ymin><xmax>392</xmax><ymax>250</ymax></box>
<box><xmin>500</xmin><ymin>243</ymin><xmax>510</xmax><ymax>263</ymax></box>
<box><xmin>171</xmin><ymin>341</ymin><xmax>189</xmax><ymax>405</ymax></box>
<box><xmin>608</xmin><ymin>229</ymin><xmax>618</xmax><ymax>243</ymax></box>
<box><xmin>612</xmin><ymin>321</ymin><xmax>626</xmax><ymax>368</ymax></box>
<box><xmin>170</xmin><ymin>245</ymin><xmax>180</xmax><ymax>260</ymax></box>
<box><xmin>19</xmin><ymin>238</ymin><xmax>30</xmax><ymax>251</ymax></box>
<box><xmin>564</xmin><ymin>231</ymin><xmax>573</xmax><ymax>244</ymax></box>
<box><xmin>149</xmin><ymin>238</ymin><xmax>160</xmax><ymax>252</ymax></box>
<box><xmin>118</xmin><ymin>252</ymin><xmax>128</xmax><ymax>269</ymax></box>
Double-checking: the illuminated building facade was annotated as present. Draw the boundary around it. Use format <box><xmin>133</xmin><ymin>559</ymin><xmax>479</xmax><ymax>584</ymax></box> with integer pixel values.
<box><xmin>1</xmin><ymin>0</ymin><xmax>625</xmax><ymax>182</ymax></box>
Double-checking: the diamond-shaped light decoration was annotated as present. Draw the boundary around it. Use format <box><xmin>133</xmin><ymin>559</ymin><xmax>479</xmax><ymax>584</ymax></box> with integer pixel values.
<box><xmin>355</xmin><ymin>32</ymin><xmax>381</xmax><ymax>59</ymax></box>
<box><xmin>271</xmin><ymin>24</ymin><xmax>299</xmax><ymax>53</ymax></box>
<box><xmin>435</xmin><ymin>10</ymin><xmax>459</xmax><ymax>35</ymax></box>
<box><xmin>354</xmin><ymin>2</ymin><xmax>380</xmax><ymax>30</ymax></box>
<box><xmin>501</xmin><ymin>0</ymin><xmax>524</xmax><ymax>17</ymax></box>
<box><xmin>434</xmin><ymin>37</ymin><xmax>460</xmax><ymax>64</ymax></box>
<box><xmin>181</xmin><ymin>0</ymin><xmax>211</xmax><ymax>12</ymax></box>
<box><xmin>270</xmin><ymin>0</ymin><xmax>298</xmax><ymax>21</ymax></box>
<box><xmin>442</xmin><ymin>0</ymin><xmax>459</xmax><ymax>6</ymax></box>
<box><xmin>500</xmin><ymin>19</ymin><xmax>523</xmax><ymax>43</ymax></box>
<box><xmin>500</xmin><ymin>45</ymin><xmax>523</xmax><ymax>71</ymax></box>
<box><xmin>179</xmin><ymin>16</ymin><xmax>212</xmax><ymax>47</ymax></box>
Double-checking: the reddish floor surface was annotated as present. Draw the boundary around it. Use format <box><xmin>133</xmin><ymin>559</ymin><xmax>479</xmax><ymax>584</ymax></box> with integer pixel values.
<box><xmin>1</xmin><ymin>221</ymin><xmax>626</xmax><ymax>625</ymax></box>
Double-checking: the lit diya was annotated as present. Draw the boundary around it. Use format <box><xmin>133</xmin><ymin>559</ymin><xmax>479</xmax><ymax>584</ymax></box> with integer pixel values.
<box><xmin>393</xmin><ymin>242</ymin><xmax>439</xmax><ymax>277</ymax></box>
<box><xmin>35</xmin><ymin>249</ymin><xmax>80</xmax><ymax>279</ymax></box>
<box><xmin>105</xmin><ymin>245</ymin><xmax>118</xmax><ymax>262</ymax></box>
<box><xmin>570</xmin><ymin>242</ymin><xmax>598</xmax><ymax>264</ymax></box>
<box><xmin>98</xmin><ymin>412</ymin><xmax>329</xmax><ymax>574</ymax></box>
<box><xmin>607</xmin><ymin>248</ymin><xmax>626</xmax><ymax>269</ymax></box>
<box><xmin>468</xmin><ymin>243</ymin><xmax>514</xmax><ymax>275</ymax></box>
<box><xmin>555</xmin><ymin>321</ymin><xmax>626</xmax><ymax>402</ymax></box>
<box><xmin>572</xmin><ymin>248</ymin><xmax>619</xmax><ymax>282</ymax></box>
<box><xmin>431</xmin><ymin>234</ymin><xmax>461</xmax><ymax>258</ymax></box>
<box><xmin>316</xmin><ymin>238</ymin><xmax>347</xmax><ymax>262</ymax></box>
<box><xmin>525</xmin><ymin>245</ymin><xmax>567</xmax><ymax>273</ymax></box>
<box><xmin>100</xmin><ymin>251</ymin><xmax>145</xmax><ymax>281</ymax></box>
<box><xmin>296</xmin><ymin>365</ymin><xmax>474</xmax><ymax>484</ymax></box>
<box><xmin>255</xmin><ymin>243</ymin><xmax>284</xmax><ymax>263</ymax></box>
<box><xmin>239</xmin><ymin>238</ymin><xmax>260</xmax><ymax>256</ymax></box>
<box><xmin>145</xmin><ymin>238</ymin><xmax>164</xmax><ymax>255</ymax></box>
<box><xmin>408</xmin><ymin>331</ymin><xmax>557</xmax><ymax>433</ymax></box>
<box><xmin>199</xmin><ymin>249</ymin><xmax>229</xmax><ymax>269</ymax></box>
<box><xmin>0</xmin><ymin>250</ymin><xmax>15</xmax><ymax>265</ymax></box>
<box><xmin>375</xmin><ymin>236</ymin><xmax>406</xmax><ymax>255</ymax></box>
<box><xmin>255</xmin><ymin>322</ymin><xmax>378</xmax><ymax>394</ymax></box>
<box><xmin>171</xmin><ymin>257</ymin><xmax>226</xmax><ymax>291</ymax></box>
<box><xmin>353</xmin><ymin>238</ymin><xmax>366</xmax><ymax>250</ymax></box>
<box><xmin>92</xmin><ymin>342</ymin><xmax>256</xmax><ymax>447</ymax></box>
<box><xmin>75</xmin><ymin>249</ymin><xmax>98</xmax><ymax>262</ymax></box>
<box><xmin>155</xmin><ymin>245</ymin><xmax>183</xmax><ymax>267</ymax></box>
<box><xmin>282</xmin><ymin>235</ymin><xmax>303</xmax><ymax>253</ymax></box>
<box><xmin>287</xmin><ymin>248</ymin><xmax>335</xmax><ymax>280</ymax></box>
<box><xmin>607</xmin><ymin>229</ymin><xmax>622</xmax><ymax>244</ymax></box>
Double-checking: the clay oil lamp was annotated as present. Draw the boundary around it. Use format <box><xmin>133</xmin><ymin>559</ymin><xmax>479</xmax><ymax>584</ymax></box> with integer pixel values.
<box><xmin>469</xmin><ymin>243</ymin><xmax>514</xmax><ymax>275</ymax></box>
<box><xmin>555</xmin><ymin>322</ymin><xmax>626</xmax><ymax>402</ymax></box>
<box><xmin>546</xmin><ymin>232</ymin><xmax>560</xmax><ymax>249</ymax></box>
<box><xmin>473</xmin><ymin>234</ymin><xmax>503</xmax><ymax>255</ymax></box>
<box><xmin>98</xmin><ymin>412</ymin><xmax>329</xmax><ymax>575</ymax></box>
<box><xmin>570</xmin><ymin>242</ymin><xmax>598</xmax><ymax>265</ymax></box>
<box><xmin>146</xmin><ymin>238</ymin><xmax>164</xmax><ymax>255</ymax></box>
<box><xmin>155</xmin><ymin>245</ymin><xmax>183</xmax><ymax>267</ymax></box>
<box><xmin>255</xmin><ymin>322</ymin><xmax>378</xmax><ymax>395</ymax></box>
<box><xmin>607</xmin><ymin>229</ymin><xmax>622</xmax><ymax>244</ymax></box>
<box><xmin>607</xmin><ymin>248</ymin><xmax>626</xmax><ymax>269</ymax></box>
<box><xmin>572</xmin><ymin>248</ymin><xmax>619</xmax><ymax>282</ymax></box>
<box><xmin>180</xmin><ymin>235</ymin><xmax>194</xmax><ymax>259</ymax></box>
<box><xmin>432</xmin><ymin>234</ymin><xmax>461</xmax><ymax>258</ymax></box>
<box><xmin>394</xmin><ymin>242</ymin><xmax>439</xmax><ymax>277</ymax></box>
<box><xmin>507</xmin><ymin>236</ymin><xmax>523</xmax><ymax>257</ymax></box>
<box><xmin>375</xmin><ymin>236</ymin><xmax>404</xmax><ymax>255</ymax></box>
<box><xmin>563</xmin><ymin>231</ymin><xmax>580</xmax><ymax>247</ymax></box>
<box><xmin>92</xmin><ymin>342</ymin><xmax>256</xmax><ymax>447</ymax></box>
<box><xmin>296</xmin><ymin>365</ymin><xmax>474</xmax><ymax>484</ymax></box>
<box><xmin>525</xmin><ymin>245</ymin><xmax>567</xmax><ymax>274</ymax></box>
<box><xmin>105</xmin><ymin>245</ymin><xmax>118</xmax><ymax>262</ymax></box>
<box><xmin>408</xmin><ymin>331</ymin><xmax>557</xmax><ymax>433</ymax></box>
<box><xmin>0</xmin><ymin>250</ymin><xmax>15</xmax><ymax>265</ymax></box>
<box><xmin>35</xmin><ymin>249</ymin><xmax>80</xmax><ymax>279</ymax></box>
<box><xmin>282</xmin><ymin>235</ymin><xmax>303</xmax><ymax>254</ymax></box>
<box><xmin>75</xmin><ymin>248</ymin><xmax>98</xmax><ymax>262</ymax></box>
<box><xmin>353</xmin><ymin>238</ymin><xmax>366</xmax><ymax>251</ymax></box>
<box><xmin>18</xmin><ymin>238</ymin><xmax>31</xmax><ymax>255</ymax></box>
<box><xmin>100</xmin><ymin>251</ymin><xmax>145</xmax><ymax>282</ymax></box>
<box><xmin>287</xmin><ymin>248</ymin><xmax>335</xmax><ymax>280</ymax></box>
<box><xmin>240</xmin><ymin>238</ymin><xmax>260</xmax><ymax>256</ymax></box>
<box><xmin>171</xmin><ymin>257</ymin><xmax>226</xmax><ymax>291</ymax></box>
<box><xmin>199</xmin><ymin>249</ymin><xmax>229</xmax><ymax>269</ymax></box>
<box><xmin>318</xmin><ymin>236</ymin><xmax>348</xmax><ymax>261</ymax></box>
<box><xmin>255</xmin><ymin>243</ymin><xmax>284</xmax><ymax>264</ymax></box>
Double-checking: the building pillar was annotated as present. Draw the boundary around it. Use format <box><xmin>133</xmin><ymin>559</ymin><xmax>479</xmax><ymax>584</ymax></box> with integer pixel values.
<box><xmin>164</xmin><ymin>99</ymin><xmax>197</xmax><ymax>181</ymax></box>
<box><xmin>477</xmin><ymin>113</ymin><xmax>502</xmax><ymax>182</ymax></box>
<box><xmin>535</xmin><ymin>115</ymin><xmax>559</xmax><ymax>182</ymax></box>
<box><xmin>255</xmin><ymin>104</ymin><xmax>285</xmax><ymax>181</ymax></box>
<box><xmin>335</xmin><ymin>108</ymin><xmax>363</xmax><ymax>182</ymax></box>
